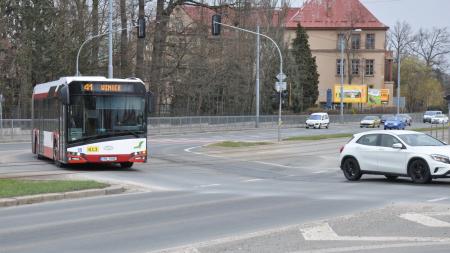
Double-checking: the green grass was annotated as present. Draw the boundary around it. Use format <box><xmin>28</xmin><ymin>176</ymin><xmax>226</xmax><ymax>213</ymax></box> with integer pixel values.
<box><xmin>210</xmin><ymin>141</ymin><xmax>272</xmax><ymax>148</ymax></box>
<box><xmin>412</xmin><ymin>126</ymin><xmax>448</xmax><ymax>132</ymax></box>
<box><xmin>0</xmin><ymin>179</ymin><xmax>109</xmax><ymax>198</ymax></box>
<box><xmin>284</xmin><ymin>133</ymin><xmax>353</xmax><ymax>141</ymax></box>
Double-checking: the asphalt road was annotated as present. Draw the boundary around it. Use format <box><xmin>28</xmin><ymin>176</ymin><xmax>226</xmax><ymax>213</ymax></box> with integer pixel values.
<box><xmin>1</xmin><ymin>123</ymin><xmax>450</xmax><ymax>253</ymax></box>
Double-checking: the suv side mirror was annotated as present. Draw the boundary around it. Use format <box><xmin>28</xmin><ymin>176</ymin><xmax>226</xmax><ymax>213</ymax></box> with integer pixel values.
<box><xmin>392</xmin><ymin>143</ymin><xmax>403</xmax><ymax>149</ymax></box>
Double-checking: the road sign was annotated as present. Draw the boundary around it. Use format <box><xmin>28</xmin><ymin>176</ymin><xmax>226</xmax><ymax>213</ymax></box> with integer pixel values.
<box><xmin>276</xmin><ymin>73</ymin><xmax>286</xmax><ymax>81</ymax></box>
<box><xmin>275</xmin><ymin>81</ymin><xmax>287</xmax><ymax>92</ymax></box>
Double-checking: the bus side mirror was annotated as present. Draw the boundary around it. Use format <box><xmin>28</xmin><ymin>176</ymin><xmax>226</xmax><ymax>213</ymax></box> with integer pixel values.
<box><xmin>58</xmin><ymin>85</ymin><xmax>70</xmax><ymax>105</ymax></box>
<box><xmin>146</xmin><ymin>91</ymin><xmax>153</xmax><ymax>114</ymax></box>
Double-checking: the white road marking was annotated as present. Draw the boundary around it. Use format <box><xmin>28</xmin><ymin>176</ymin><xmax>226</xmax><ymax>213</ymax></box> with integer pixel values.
<box><xmin>242</xmin><ymin>178</ymin><xmax>265</xmax><ymax>183</ymax></box>
<box><xmin>399</xmin><ymin>213</ymin><xmax>450</xmax><ymax>227</ymax></box>
<box><xmin>300</xmin><ymin>222</ymin><xmax>450</xmax><ymax>242</ymax></box>
<box><xmin>427</xmin><ymin>197</ymin><xmax>450</xmax><ymax>202</ymax></box>
<box><xmin>183</xmin><ymin>146</ymin><xmax>203</xmax><ymax>155</ymax></box>
<box><xmin>253</xmin><ymin>161</ymin><xmax>301</xmax><ymax>169</ymax></box>
<box><xmin>295</xmin><ymin>241</ymin><xmax>450</xmax><ymax>253</ymax></box>
<box><xmin>197</xmin><ymin>184</ymin><xmax>221</xmax><ymax>188</ymax></box>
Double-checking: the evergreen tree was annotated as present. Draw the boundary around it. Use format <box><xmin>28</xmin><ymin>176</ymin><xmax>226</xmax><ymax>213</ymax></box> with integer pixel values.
<box><xmin>289</xmin><ymin>24</ymin><xmax>319</xmax><ymax>112</ymax></box>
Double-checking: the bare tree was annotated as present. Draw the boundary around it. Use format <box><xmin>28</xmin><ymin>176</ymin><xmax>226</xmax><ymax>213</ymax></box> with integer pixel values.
<box><xmin>410</xmin><ymin>27</ymin><xmax>450</xmax><ymax>69</ymax></box>
<box><xmin>389</xmin><ymin>21</ymin><xmax>415</xmax><ymax>60</ymax></box>
<box><xmin>119</xmin><ymin>0</ymin><xmax>130</xmax><ymax>77</ymax></box>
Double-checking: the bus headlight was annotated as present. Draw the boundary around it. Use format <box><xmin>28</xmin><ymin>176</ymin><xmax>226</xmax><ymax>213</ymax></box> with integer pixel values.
<box><xmin>68</xmin><ymin>151</ymin><xmax>81</xmax><ymax>156</ymax></box>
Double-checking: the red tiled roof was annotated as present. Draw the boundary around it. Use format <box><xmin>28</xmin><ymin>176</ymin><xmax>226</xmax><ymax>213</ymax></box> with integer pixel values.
<box><xmin>181</xmin><ymin>0</ymin><xmax>388</xmax><ymax>30</ymax></box>
<box><xmin>286</xmin><ymin>0</ymin><xmax>388</xmax><ymax>30</ymax></box>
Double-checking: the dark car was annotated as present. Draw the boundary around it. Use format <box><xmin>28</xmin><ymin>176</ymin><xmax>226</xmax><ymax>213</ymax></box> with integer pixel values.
<box><xmin>381</xmin><ymin>114</ymin><xmax>394</xmax><ymax>124</ymax></box>
<box><xmin>384</xmin><ymin>116</ymin><xmax>406</xmax><ymax>130</ymax></box>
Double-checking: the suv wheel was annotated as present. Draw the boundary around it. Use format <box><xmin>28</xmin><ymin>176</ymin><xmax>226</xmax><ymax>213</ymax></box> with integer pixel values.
<box><xmin>342</xmin><ymin>158</ymin><xmax>362</xmax><ymax>181</ymax></box>
<box><xmin>408</xmin><ymin>159</ymin><xmax>432</xmax><ymax>184</ymax></box>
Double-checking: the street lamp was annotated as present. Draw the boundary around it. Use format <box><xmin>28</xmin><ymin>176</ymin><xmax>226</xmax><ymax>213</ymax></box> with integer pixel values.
<box><xmin>75</xmin><ymin>25</ymin><xmax>142</xmax><ymax>77</ymax></box>
<box><xmin>339</xmin><ymin>37</ymin><xmax>344</xmax><ymax>124</ymax></box>
<box><xmin>212</xmin><ymin>16</ymin><xmax>286</xmax><ymax>141</ymax></box>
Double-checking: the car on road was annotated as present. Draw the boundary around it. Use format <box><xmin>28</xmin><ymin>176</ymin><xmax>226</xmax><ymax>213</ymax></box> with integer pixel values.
<box><xmin>380</xmin><ymin>114</ymin><xmax>394</xmax><ymax>124</ymax></box>
<box><xmin>431</xmin><ymin>114</ymin><xmax>448</xmax><ymax>124</ymax></box>
<box><xmin>360</xmin><ymin>116</ymin><xmax>381</xmax><ymax>128</ymax></box>
<box><xmin>423</xmin><ymin>110</ymin><xmax>442</xmax><ymax>123</ymax></box>
<box><xmin>305</xmin><ymin>112</ymin><xmax>329</xmax><ymax>129</ymax></box>
<box><xmin>384</xmin><ymin>116</ymin><xmax>406</xmax><ymax>130</ymax></box>
<box><xmin>396</xmin><ymin>114</ymin><xmax>412</xmax><ymax>126</ymax></box>
<box><xmin>340</xmin><ymin>130</ymin><xmax>450</xmax><ymax>183</ymax></box>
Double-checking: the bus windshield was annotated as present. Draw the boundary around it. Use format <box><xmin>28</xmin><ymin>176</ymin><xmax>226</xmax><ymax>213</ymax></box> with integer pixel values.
<box><xmin>68</xmin><ymin>95</ymin><xmax>146</xmax><ymax>142</ymax></box>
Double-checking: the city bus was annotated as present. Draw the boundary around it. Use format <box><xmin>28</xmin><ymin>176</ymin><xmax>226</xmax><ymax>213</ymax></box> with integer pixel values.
<box><xmin>32</xmin><ymin>76</ymin><xmax>150</xmax><ymax>168</ymax></box>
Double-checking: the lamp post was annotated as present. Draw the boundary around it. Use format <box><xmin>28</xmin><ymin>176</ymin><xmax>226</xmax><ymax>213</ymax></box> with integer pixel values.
<box><xmin>75</xmin><ymin>26</ymin><xmax>137</xmax><ymax>77</ymax></box>
<box><xmin>212</xmin><ymin>19</ymin><xmax>285</xmax><ymax>141</ymax></box>
<box><xmin>340</xmin><ymin>38</ymin><xmax>344</xmax><ymax>124</ymax></box>
<box><xmin>396</xmin><ymin>54</ymin><xmax>401</xmax><ymax>114</ymax></box>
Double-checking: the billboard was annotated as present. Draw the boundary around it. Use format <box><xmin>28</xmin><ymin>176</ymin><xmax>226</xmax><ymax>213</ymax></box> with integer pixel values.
<box><xmin>368</xmin><ymin>89</ymin><xmax>381</xmax><ymax>105</ymax></box>
<box><xmin>380</xmin><ymin>89</ymin><xmax>389</xmax><ymax>103</ymax></box>
<box><xmin>334</xmin><ymin>85</ymin><xmax>368</xmax><ymax>103</ymax></box>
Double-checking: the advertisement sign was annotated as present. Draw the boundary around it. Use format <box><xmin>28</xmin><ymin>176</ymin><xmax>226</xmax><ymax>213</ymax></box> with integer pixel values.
<box><xmin>334</xmin><ymin>85</ymin><xmax>368</xmax><ymax>103</ymax></box>
<box><xmin>380</xmin><ymin>89</ymin><xmax>389</xmax><ymax>103</ymax></box>
<box><xmin>368</xmin><ymin>89</ymin><xmax>381</xmax><ymax>105</ymax></box>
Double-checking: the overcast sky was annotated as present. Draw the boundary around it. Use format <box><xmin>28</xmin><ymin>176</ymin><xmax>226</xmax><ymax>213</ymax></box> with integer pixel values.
<box><xmin>361</xmin><ymin>0</ymin><xmax>450</xmax><ymax>30</ymax></box>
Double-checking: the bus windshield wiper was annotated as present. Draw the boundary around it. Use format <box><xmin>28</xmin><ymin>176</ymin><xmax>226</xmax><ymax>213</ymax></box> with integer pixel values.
<box><xmin>114</xmin><ymin>130</ymin><xmax>144</xmax><ymax>138</ymax></box>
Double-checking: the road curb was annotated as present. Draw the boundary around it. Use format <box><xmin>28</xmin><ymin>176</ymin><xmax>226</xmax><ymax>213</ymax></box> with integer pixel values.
<box><xmin>0</xmin><ymin>185</ymin><xmax>125</xmax><ymax>208</ymax></box>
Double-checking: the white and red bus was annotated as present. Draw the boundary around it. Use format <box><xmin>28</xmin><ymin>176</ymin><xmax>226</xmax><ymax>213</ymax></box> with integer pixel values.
<box><xmin>32</xmin><ymin>76</ymin><xmax>150</xmax><ymax>168</ymax></box>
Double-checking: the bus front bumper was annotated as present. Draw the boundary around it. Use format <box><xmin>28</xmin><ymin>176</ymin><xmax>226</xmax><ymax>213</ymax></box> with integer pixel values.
<box><xmin>67</xmin><ymin>152</ymin><xmax>147</xmax><ymax>164</ymax></box>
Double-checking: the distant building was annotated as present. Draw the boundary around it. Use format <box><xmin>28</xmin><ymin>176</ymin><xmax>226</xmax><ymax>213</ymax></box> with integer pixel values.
<box><xmin>174</xmin><ymin>0</ymin><xmax>394</xmax><ymax>108</ymax></box>
<box><xmin>284</xmin><ymin>0</ymin><xmax>394</xmax><ymax>107</ymax></box>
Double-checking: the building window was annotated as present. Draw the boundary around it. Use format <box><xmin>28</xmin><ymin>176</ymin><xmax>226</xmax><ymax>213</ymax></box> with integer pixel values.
<box><xmin>366</xmin><ymin>34</ymin><xmax>375</xmax><ymax>49</ymax></box>
<box><xmin>352</xmin><ymin>59</ymin><xmax>360</xmax><ymax>75</ymax></box>
<box><xmin>337</xmin><ymin>33</ymin><xmax>345</xmax><ymax>50</ymax></box>
<box><xmin>365</xmin><ymin>59</ymin><xmax>374</xmax><ymax>75</ymax></box>
<box><xmin>336</xmin><ymin>59</ymin><xmax>346</xmax><ymax>75</ymax></box>
<box><xmin>351</xmin><ymin>34</ymin><xmax>360</xmax><ymax>49</ymax></box>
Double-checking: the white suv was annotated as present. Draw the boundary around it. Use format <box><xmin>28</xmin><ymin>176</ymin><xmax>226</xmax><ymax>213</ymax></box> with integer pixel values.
<box><xmin>423</xmin><ymin>110</ymin><xmax>442</xmax><ymax>123</ymax></box>
<box><xmin>305</xmin><ymin>112</ymin><xmax>330</xmax><ymax>129</ymax></box>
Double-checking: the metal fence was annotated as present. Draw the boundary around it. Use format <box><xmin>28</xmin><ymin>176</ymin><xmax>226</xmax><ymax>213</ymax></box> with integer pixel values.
<box><xmin>0</xmin><ymin>113</ymin><xmax>426</xmax><ymax>142</ymax></box>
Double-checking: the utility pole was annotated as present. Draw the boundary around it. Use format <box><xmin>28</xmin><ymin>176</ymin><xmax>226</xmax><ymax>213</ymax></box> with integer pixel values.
<box><xmin>256</xmin><ymin>25</ymin><xmax>260</xmax><ymax>128</ymax></box>
<box><xmin>108</xmin><ymin>0</ymin><xmax>113</xmax><ymax>79</ymax></box>
<box><xmin>397</xmin><ymin>54</ymin><xmax>401</xmax><ymax>114</ymax></box>
<box><xmin>340</xmin><ymin>38</ymin><xmax>344</xmax><ymax>124</ymax></box>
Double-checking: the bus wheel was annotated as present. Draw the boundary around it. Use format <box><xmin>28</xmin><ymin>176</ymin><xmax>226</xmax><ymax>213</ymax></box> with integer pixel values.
<box><xmin>120</xmin><ymin>162</ymin><xmax>134</xmax><ymax>168</ymax></box>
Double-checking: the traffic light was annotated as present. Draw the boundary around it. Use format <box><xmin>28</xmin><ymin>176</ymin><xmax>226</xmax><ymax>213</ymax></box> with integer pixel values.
<box><xmin>212</xmin><ymin>14</ymin><xmax>221</xmax><ymax>36</ymax></box>
<box><xmin>138</xmin><ymin>17</ymin><xmax>145</xmax><ymax>38</ymax></box>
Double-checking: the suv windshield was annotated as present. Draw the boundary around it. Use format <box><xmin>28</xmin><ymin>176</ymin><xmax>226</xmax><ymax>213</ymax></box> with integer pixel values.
<box><xmin>398</xmin><ymin>134</ymin><xmax>445</xmax><ymax>146</ymax></box>
<box><xmin>68</xmin><ymin>95</ymin><xmax>146</xmax><ymax>142</ymax></box>
<box><xmin>309</xmin><ymin>115</ymin><xmax>322</xmax><ymax>120</ymax></box>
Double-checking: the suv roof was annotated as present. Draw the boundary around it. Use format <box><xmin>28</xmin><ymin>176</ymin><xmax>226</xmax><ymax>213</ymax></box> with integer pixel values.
<box><xmin>311</xmin><ymin>112</ymin><xmax>328</xmax><ymax>115</ymax></box>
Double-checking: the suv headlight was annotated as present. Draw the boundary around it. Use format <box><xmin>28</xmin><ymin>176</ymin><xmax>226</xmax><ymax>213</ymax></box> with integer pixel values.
<box><xmin>431</xmin><ymin>154</ymin><xmax>450</xmax><ymax>164</ymax></box>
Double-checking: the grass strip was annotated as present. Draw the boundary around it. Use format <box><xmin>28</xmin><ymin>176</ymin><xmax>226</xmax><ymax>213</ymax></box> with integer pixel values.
<box><xmin>210</xmin><ymin>141</ymin><xmax>272</xmax><ymax>148</ymax></box>
<box><xmin>0</xmin><ymin>179</ymin><xmax>108</xmax><ymax>198</ymax></box>
<box><xmin>412</xmin><ymin>126</ymin><xmax>448</xmax><ymax>132</ymax></box>
<box><xmin>284</xmin><ymin>133</ymin><xmax>353</xmax><ymax>141</ymax></box>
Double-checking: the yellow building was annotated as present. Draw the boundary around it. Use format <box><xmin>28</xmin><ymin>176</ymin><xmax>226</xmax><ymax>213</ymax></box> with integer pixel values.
<box><xmin>175</xmin><ymin>0</ymin><xmax>394</xmax><ymax>107</ymax></box>
<box><xmin>283</xmin><ymin>0</ymin><xmax>394</xmax><ymax>106</ymax></box>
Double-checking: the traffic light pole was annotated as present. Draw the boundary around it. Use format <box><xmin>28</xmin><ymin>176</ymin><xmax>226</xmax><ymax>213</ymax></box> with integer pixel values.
<box><xmin>213</xmin><ymin>21</ymin><xmax>284</xmax><ymax>141</ymax></box>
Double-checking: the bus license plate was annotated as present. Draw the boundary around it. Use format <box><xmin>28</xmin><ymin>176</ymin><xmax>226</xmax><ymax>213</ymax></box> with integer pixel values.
<box><xmin>100</xmin><ymin>157</ymin><xmax>117</xmax><ymax>162</ymax></box>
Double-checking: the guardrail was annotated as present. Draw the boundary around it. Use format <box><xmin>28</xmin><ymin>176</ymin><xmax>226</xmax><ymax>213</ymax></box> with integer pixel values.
<box><xmin>0</xmin><ymin>113</ymin><xmax>425</xmax><ymax>141</ymax></box>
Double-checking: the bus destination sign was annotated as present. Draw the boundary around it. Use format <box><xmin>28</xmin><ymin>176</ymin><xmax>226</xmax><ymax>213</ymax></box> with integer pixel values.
<box><xmin>82</xmin><ymin>83</ymin><xmax>134</xmax><ymax>93</ymax></box>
